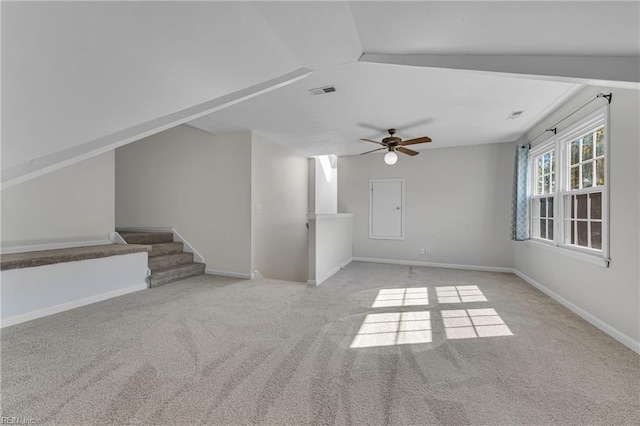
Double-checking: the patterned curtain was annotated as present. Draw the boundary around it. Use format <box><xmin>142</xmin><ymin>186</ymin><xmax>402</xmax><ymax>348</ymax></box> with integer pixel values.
<box><xmin>511</xmin><ymin>144</ymin><xmax>530</xmax><ymax>241</ymax></box>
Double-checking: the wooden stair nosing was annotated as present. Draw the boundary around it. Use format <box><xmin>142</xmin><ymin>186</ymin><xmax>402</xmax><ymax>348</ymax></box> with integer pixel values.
<box><xmin>119</xmin><ymin>231</ymin><xmax>174</xmax><ymax>245</ymax></box>
<box><xmin>148</xmin><ymin>242</ymin><xmax>184</xmax><ymax>257</ymax></box>
<box><xmin>149</xmin><ymin>262</ymin><xmax>205</xmax><ymax>287</ymax></box>
<box><xmin>148</xmin><ymin>252</ymin><xmax>194</xmax><ymax>271</ymax></box>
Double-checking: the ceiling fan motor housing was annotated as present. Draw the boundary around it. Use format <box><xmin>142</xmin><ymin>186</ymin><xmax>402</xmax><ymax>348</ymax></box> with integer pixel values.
<box><xmin>382</xmin><ymin>136</ymin><xmax>402</xmax><ymax>146</ymax></box>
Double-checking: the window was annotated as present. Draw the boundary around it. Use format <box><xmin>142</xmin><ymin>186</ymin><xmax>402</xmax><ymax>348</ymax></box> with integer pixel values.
<box><xmin>531</xmin><ymin>148</ymin><xmax>555</xmax><ymax>241</ymax></box>
<box><xmin>528</xmin><ymin>106</ymin><xmax>608</xmax><ymax>261</ymax></box>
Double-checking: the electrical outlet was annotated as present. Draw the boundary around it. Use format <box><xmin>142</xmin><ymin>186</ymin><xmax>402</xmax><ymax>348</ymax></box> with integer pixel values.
<box><xmin>420</xmin><ymin>248</ymin><xmax>425</xmax><ymax>255</ymax></box>
<box><xmin>425</xmin><ymin>249</ymin><xmax>431</xmax><ymax>255</ymax></box>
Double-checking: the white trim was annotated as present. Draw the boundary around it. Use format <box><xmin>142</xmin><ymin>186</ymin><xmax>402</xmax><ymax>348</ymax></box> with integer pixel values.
<box><xmin>352</xmin><ymin>257</ymin><xmax>513</xmax><ymax>273</ymax></box>
<box><xmin>523</xmin><ymin>240</ymin><xmax>609</xmax><ymax>267</ymax></box>
<box><xmin>0</xmin><ymin>283</ymin><xmax>147</xmax><ymax>328</ymax></box>
<box><xmin>205</xmin><ymin>269</ymin><xmax>254</xmax><ymax>280</ymax></box>
<box><xmin>306</xmin><ymin>213</ymin><xmax>354</xmax><ymax>219</ymax></box>
<box><xmin>369</xmin><ymin>178</ymin><xmax>405</xmax><ymax>240</ymax></box>
<box><xmin>171</xmin><ymin>229</ymin><xmax>205</xmax><ymax>264</ymax></box>
<box><xmin>2</xmin><ymin>68</ymin><xmax>312</xmax><ymax>189</ymax></box>
<box><xmin>0</xmin><ymin>239</ymin><xmax>113</xmax><ymax>254</ymax></box>
<box><xmin>110</xmin><ymin>232</ymin><xmax>128</xmax><ymax>245</ymax></box>
<box><xmin>513</xmin><ymin>269</ymin><xmax>639</xmax><ymax>354</ymax></box>
<box><xmin>307</xmin><ymin>257</ymin><xmax>353</xmax><ymax>286</ymax></box>
<box><xmin>115</xmin><ymin>227</ymin><xmax>205</xmax><ymax>264</ymax></box>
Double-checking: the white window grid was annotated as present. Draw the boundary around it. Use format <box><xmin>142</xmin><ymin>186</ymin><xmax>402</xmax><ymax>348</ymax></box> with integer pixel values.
<box><xmin>528</xmin><ymin>106</ymin><xmax>609</xmax><ymax>259</ymax></box>
<box><xmin>529</xmin><ymin>142</ymin><xmax>557</xmax><ymax>243</ymax></box>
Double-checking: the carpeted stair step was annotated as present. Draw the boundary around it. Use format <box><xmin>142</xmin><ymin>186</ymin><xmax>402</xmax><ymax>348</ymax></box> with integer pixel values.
<box><xmin>148</xmin><ymin>242</ymin><xmax>184</xmax><ymax>257</ymax></box>
<box><xmin>119</xmin><ymin>231</ymin><xmax>174</xmax><ymax>245</ymax></box>
<box><xmin>149</xmin><ymin>263</ymin><xmax>205</xmax><ymax>288</ymax></box>
<box><xmin>148</xmin><ymin>252</ymin><xmax>194</xmax><ymax>271</ymax></box>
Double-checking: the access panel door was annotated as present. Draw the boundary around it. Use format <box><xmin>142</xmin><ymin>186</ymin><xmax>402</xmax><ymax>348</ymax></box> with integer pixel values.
<box><xmin>370</xmin><ymin>179</ymin><xmax>404</xmax><ymax>239</ymax></box>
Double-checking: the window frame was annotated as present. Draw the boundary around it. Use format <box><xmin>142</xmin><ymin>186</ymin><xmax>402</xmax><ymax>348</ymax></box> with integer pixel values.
<box><xmin>529</xmin><ymin>143</ymin><xmax>557</xmax><ymax>244</ymax></box>
<box><xmin>527</xmin><ymin>105</ymin><xmax>610</xmax><ymax>265</ymax></box>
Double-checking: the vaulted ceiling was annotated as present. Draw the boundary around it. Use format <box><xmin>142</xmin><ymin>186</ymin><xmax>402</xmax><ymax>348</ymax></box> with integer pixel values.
<box><xmin>2</xmin><ymin>1</ymin><xmax>638</xmax><ymax>186</ymax></box>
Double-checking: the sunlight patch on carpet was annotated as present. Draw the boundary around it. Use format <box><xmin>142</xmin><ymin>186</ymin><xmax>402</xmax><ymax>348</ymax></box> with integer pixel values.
<box><xmin>443</xmin><ymin>308</ymin><xmax>513</xmax><ymax>339</ymax></box>
<box><xmin>350</xmin><ymin>311</ymin><xmax>432</xmax><ymax>348</ymax></box>
<box><xmin>435</xmin><ymin>285</ymin><xmax>488</xmax><ymax>303</ymax></box>
<box><xmin>372</xmin><ymin>287</ymin><xmax>429</xmax><ymax>308</ymax></box>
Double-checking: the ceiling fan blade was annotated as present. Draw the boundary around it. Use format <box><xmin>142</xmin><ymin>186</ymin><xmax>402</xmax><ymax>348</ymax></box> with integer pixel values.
<box><xmin>400</xmin><ymin>136</ymin><xmax>432</xmax><ymax>146</ymax></box>
<box><xmin>359</xmin><ymin>147</ymin><xmax>386</xmax><ymax>155</ymax></box>
<box><xmin>397</xmin><ymin>146</ymin><xmax>419</xmax><ymax>156</ymax></box>
<box><xmin>360</xmin><ymin>138</ymin><xmax>384</xmax><ymax>145</ymax></box>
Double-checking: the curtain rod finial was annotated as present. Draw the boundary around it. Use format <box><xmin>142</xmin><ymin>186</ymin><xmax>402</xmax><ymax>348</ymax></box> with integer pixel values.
<box><xmin>597</xmin><ymin>92</ymin><xmax>613</xmax><ymax>104</ymax></box>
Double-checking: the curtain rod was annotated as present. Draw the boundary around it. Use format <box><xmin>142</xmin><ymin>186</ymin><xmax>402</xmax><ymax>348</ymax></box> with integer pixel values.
<box><xmin>528</xmin><ymin>92</ymin><xmax>612</xmax><ymax>145</ymax></box>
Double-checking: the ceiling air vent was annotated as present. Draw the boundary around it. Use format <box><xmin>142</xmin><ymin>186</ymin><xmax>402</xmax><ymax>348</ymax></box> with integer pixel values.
<box><xmin>309</xmin><ymin>85</ymin><xmax>336</xmax><ymax>96</ymax></box>
<box><xmin>507</xmin><ymin>110</ymin><xmax>524</xmax><ymax>120</ymax></box>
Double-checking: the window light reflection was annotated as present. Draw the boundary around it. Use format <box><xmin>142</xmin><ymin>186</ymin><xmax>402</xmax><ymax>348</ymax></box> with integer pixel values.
<box><xmin>372</xmin><ymin>287</ymin><xmax>429</xmax><ymax>308</ymax></box>
<box><xmin>350</xmin><ymin>311</ymin><xmax>432</xmax><ymax>348</ymax></box>
<box><xmin>442</xmin><ymin>309</ymin><xmax>513</xmax><ymax>339</ymax></box>
<box><xmin>435</xmin><ymin>285</ymin><xmax>488</xmax><ymax>303</ymax></box>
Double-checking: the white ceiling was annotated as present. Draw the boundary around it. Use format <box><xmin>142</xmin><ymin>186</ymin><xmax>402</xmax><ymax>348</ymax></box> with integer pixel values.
<box><xmin>189</xmin><ymin>1</ymin><xmax>638</xmax><ymax>157</ymax></box>
<box><xmin>188</xmin><ymin>62</ymin><xmax>581</xmax><ymax>156</ymax></box>
<box><xmin>4</xmin><ymin>1</ymin><xmax>637</xmax><ymax>172</ymax></box>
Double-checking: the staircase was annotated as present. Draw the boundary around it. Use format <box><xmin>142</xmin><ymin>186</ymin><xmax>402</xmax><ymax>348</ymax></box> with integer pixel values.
<box><xmin>118</xmin><ymin>231</ymin><xmax>205</xmax><ymax>287</ymax></box>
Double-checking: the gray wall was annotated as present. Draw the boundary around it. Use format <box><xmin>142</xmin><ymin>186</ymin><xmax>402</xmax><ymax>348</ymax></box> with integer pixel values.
<box><xmin>251</xmin><ymin>132</ymin><xmax>309</xmax><ymax>282</ymax></box>
<box><xmin>1</xmin><ymin>151</ymin><xmax>115</xmax><ymax>248</ymax></box>
<box><xmin>513</xmin><ymin>86</ymin><xmax>640</xmax><ymax>345</ymax></box>
<box><xmin>338</xmin><ymin>142</ymin><xmax>514</xmax><ymax>269</ymax></box>
<box><xmin>115</xmin><ymin>126</ymin><xmax>309</xmax><ymax>281</ymax></box>
<box><xmin>115</xmin><ymin>126</ymin><xmax>253</xmax><ymax>276</ymax></box>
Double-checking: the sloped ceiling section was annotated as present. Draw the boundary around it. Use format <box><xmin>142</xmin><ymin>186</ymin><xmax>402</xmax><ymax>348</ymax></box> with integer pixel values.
<box><xmin>0</xmin><ymin>1</ymin><xmax>322</xmax><ymax>184</ymax></box>
<box><xmin>353</xmin><ymin>2</ymin><xmax>640</xmax><ymax>87</ymax></box>
<box><xmin>351</xmin><ymin>1</ymin><xmax>640</xmax><ymax>55</ymax></box>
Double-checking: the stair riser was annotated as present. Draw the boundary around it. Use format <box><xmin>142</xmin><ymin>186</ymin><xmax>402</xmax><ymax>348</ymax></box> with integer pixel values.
<box><xmin>149</xmin><ymin>264</ymin><xmax>205</xmax><ymax>288</ymax></box>
<box><xmin>149</xmin><ymin>253</ymin><xmax>194</xmax><ymax>270</ymax></box>
<box><xmin>122</xmin><ymin>233</ymin><xmax>174</xmax><ymax>244</ymax></box>
<box><xmin>149</xmin><ymin>242</ymin><xmax>184</xmax><ymax>257</ymax></box>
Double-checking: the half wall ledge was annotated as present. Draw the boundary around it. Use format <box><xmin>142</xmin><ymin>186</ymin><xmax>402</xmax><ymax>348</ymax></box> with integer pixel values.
<box><xmin>1</xmin><ymin>244</ymin><xmax>151</xmax><ymax>271</ymax></box>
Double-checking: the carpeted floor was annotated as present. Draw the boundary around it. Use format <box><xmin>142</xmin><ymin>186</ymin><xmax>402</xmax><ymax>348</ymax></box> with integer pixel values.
<box><xmin>1</xmin><ymin>262</ymin><xmax>638</xmax><ymax>425</ymax></box>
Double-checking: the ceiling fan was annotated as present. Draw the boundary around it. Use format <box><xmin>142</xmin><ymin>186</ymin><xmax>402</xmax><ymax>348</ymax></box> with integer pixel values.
<box><xmin>359</xmin><ymin>129</ymin><xmax>432</xmax><ymax>165</ymax></box>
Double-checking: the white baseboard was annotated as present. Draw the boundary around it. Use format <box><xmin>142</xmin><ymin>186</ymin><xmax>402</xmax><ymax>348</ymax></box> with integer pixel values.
<box><xmin>1</xmin><ymin>239</ymin><xmax>113</xmax><ymax>254</ymax></box>
<box><xmin>0</xmin><ymin>283</ymin><xmax>147</xmax><ymax>328</ymax></box>
<box><xmin>352</xmin><ymin>257</ymin><xmax>513</xmax><ymax>273</ymax></box>
<box><xmin>205</xmin><ymin>269</ymin><xmax>253</xmax><ymax>280</ymax></box>
<box><xmin>513</xmin><ymin>269</ymin><xmax>640</xmax><ymax>354</ymax></box>
<box><xmin>308</xmin><ymin>258</ymin><xmax>353</xmax><ymax>286</ymax></box>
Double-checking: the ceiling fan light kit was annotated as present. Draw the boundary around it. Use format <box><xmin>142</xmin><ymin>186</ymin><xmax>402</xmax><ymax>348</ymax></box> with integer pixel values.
<box><xmin>384</xmin><ymin>151</ymin><xmax>398</xmax><ymax>165</ymax></box>
<box><xmin>359</xmin><ymin>128</ymin><xmax>432</xmax><ymax>165</ymax></box>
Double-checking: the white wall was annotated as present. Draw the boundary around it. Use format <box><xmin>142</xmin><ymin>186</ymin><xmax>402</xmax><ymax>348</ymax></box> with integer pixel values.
<box><xmin>307</xmin><ymin>214</ymin><xmax>353</xmax><ymax>285</ymax></box>
<box><xmin>513</xmin><ymin>86</ymin><xmax>640</xmax><ymax>347</ymax></box>
<box><xmin>315</xmin><ymin>156</ymin><xmax>338</xmax><ymax>214</ymax></box>
<box><xmin>251</xmin><ymin>132</ymin><xmax>309</xmax><ymax>282</ymax></box>
<box><xmin>1</xmin><ymin>252</ymin><xmax>148</xmax><ymax>327</ymax></box>
<box><xmin>308</xmin><ymin>156</ymin><xmax>338</xmax><ymax>214</ymax></box>
<box><xmin>1</xmin><ymin>2</ymin><xmax>300</xmax><ymax>171</ymax></box>
<box><xmin>1</xmin><ymin>151</ymin><xmax>115</xmax><ymax>249</ymax></box>
<box><xmin>338</xmin><ymin>142</ymin><xmax>514</xmax><ymax>269</ymax></box>
<box><xmin>115</xmin><ymin>126</ymin><xmax>253</xmax><ymax>276</ymax></box>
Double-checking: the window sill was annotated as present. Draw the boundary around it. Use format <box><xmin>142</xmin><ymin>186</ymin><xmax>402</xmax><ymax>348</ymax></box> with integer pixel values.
<box><xmin>522</xmin><ymin>239</ymin><xmax>610</xmax><ymax>268</ymax></box>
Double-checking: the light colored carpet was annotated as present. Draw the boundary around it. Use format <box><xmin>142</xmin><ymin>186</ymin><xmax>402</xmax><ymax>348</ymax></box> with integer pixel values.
<box><xmin>1</xmin><ymin>262</ymin><xmax>638</xmax><ymax>425</ymax></box>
